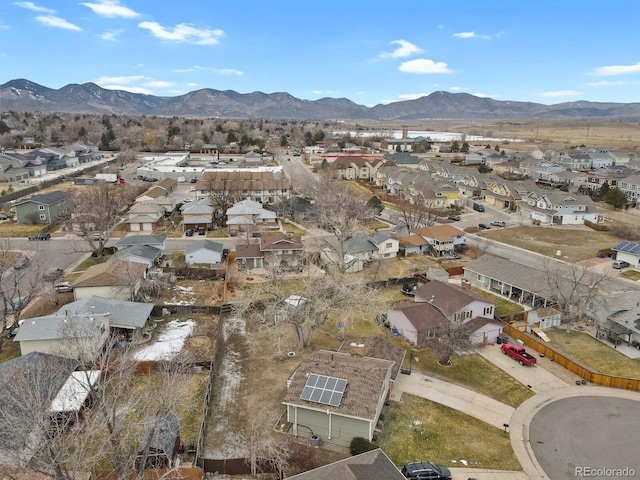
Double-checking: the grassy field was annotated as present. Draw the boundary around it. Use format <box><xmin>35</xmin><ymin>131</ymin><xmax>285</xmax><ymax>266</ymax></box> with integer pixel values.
<box><xmin>479</xmin><ymin>225</ymin><xmax>622</xmax><ymax>262</ymax></box>
<box><xmin>545</xmin><ymin>327</ymin><xmax>640</xmax><ymax>378</ymax></box>
<box><xmin>380</xmin><ymin>394</ymin><xmax>521</xmax><ymax>471</ymax></box>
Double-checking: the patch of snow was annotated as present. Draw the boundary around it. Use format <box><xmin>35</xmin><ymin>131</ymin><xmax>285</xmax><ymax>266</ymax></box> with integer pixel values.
<box><xmin>459</xmin><ymin>459</ymin><xmax>468</xmax><ymax>466</ymax></box>
<box><xmin>133</xmin><ymin>319</ymin><xmax>194</xmax><ymax>361</ymax></box>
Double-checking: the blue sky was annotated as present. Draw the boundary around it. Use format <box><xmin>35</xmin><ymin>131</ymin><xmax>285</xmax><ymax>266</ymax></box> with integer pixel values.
<box><xmin>2</xmin><ymin>0</ymin><xmax>640</xmax><ymax>106</ymax></box>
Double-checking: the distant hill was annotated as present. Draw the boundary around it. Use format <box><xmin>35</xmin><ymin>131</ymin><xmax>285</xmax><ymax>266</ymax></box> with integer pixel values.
<box><xmin>2</xmin><ymin>78</ymin><xmax>640</xmax><ymax>121</ymax></box>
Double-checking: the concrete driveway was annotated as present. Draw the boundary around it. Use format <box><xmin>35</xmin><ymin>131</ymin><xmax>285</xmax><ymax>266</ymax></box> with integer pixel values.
<box><xmin>477</xmin><ymin>344</ymin><xmax>569</xmax><ymax>393</ymax></box>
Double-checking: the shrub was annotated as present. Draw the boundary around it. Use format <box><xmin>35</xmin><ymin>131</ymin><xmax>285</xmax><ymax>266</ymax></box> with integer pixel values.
<box><xmin>349</xmin><ymin>436</ymin><xmax>377</xmax><ymax>456</ymax></box>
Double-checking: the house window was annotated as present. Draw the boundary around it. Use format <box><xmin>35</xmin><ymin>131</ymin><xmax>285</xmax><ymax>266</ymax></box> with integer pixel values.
<box><xmin>477</xmin><ymin>274</ymin><xmax>485</xmax><ymax>282</ymax></box>
<box><xmin>39</xmin><ymin>214</ymin><xmax>46</xmax><ymax>220</ymax></box>
<box><xmin>386</xmin><ymin>242</ymin><xmax>392</xmax><ymax>248</ymax></box>
<box><xmin>38</xmin><ymin>205</ymin><xmax>45</xmax><ymax>210</ymax></box>
<box><xmin>384</xmin><ymin>253</ymin><xmax>390</xmax><ymax>258</ymax></box>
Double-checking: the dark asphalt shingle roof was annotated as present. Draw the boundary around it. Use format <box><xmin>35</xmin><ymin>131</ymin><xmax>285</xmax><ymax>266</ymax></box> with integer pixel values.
<box><xmin>286</xmin><ymin>449</ymin><xmax>404</xmax><ymax>480</ymax></box>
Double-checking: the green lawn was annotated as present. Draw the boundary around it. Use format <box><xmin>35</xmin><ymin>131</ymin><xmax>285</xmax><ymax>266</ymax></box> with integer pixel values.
<box><xmin>380</xmin><ymin>394</ymin><xmax>521</xmax><ymax>471</ymax></box>
<box><xmin>544</xmin><ymin>328</ymin><xmax>640</xmax><ymax>378</ymax></box>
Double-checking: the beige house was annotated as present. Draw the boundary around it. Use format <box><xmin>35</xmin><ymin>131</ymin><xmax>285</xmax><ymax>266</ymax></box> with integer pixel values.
<box><xmin>14</xmin><ymin>313</ymin><xmax>110</xmax><ymax>362</ymax></box>
<box><xmin>125</xmin><ymin>202</ymin><xmax>166</xmax><ymax>232</ymax></box>
<box><xmin>72</xmin><ymin>260</ymin><xmax>147</xmax><ymax>301</ymax></box>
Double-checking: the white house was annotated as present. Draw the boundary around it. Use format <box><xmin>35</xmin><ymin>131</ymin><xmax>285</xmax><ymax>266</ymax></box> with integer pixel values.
<box><xmin>612</xmin><ymin>241</ymin><xmax>640</xmax><ymax>269</ymax></box>
<box><xmin>72</xmin><ymin>260</ymin><xmax>147</xmax><ymax>301</ymax></box>
<box><xmin>185</xmin><ymin>240</ymin><xmax>224</xmax><ymax>265</ymax></box>
<box><xmin>518</xmin><ymin>192</ymin><xmax>601</xmax><ymax>225</ymax></box>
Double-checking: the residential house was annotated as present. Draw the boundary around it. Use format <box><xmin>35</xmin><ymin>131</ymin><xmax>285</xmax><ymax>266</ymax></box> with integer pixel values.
<box><xmin>463</xmin><ymin>254</ymin><xmax>561</xmax><ymax>308</ymax></box>
<box><xmin>181</xmin><ymin>199</ymin><xmax>215</xmax><ymax>231</ymax></box>
<box><xmin>548</xmin><ymin>170</ymin><xmax>588</xmax><ymax>190</ymax></box>
<box><xmin>329</xmin><ymin>156</ymin><xmax>384</xmax><ymax>181</ymax></box>
<box><xmin>383</xmin><ymin>151</ymin><xmax>421</xmax><ymax>167</ymax></box>
<box><xmin>226</xmin><ymin>199</ymin><xmax>278</xmax><ymax>232</ymax></box>
<box><xmin>463</xmin><ymin>151</ymin><xmax>484</xmax><ymax>166</ymax></box>
<box><xmin>585</xmin><ymin>166</ymin><xmax>634</xmax><ymax>193</ymax></box>
<box><xmin>519</xmin><ymin>191</ymin><xmax>600</xmax><ymax>225</ymax></box>
<box><xmin>382</xmin><ymin>136</ymin><xmax>432</xmax><ymax>153</ymax></box>
<box><xmin>387</xmin><ymin>280</ymin><xmax>500</xmax><ymax>346</ymax></box>
<box><xmin>397</xmin><ymin>234</ymin><xmax>429</xmax><ymax>256</ymax></box>
<box><xmin>410</xmin><ymin>225</ymin><xmax>465</xmax><ymax>257</ymax></box>
<box><xmin>112</xmin><ymin>244</ymin><xmax>163</xmax><ymax>268</ymax></box>
<box><xmin>323</xmin><ymin>232</ymin><xmax>398</xmax><ymax>273</ymax></box>
<box><xmin>14</xmin><ymin>312</ymin><xmax>110</xmax><ymax>362</ymax></box>
<box><xmin>604</xmin><ymin>304</ymin><xmax>640</xmax><ymax>347</ymax></box>
<box><xmin>116</xmin><ymin>234</ymin><xmax>167</xmax><ymax>251</ymax></box>
<box><xmin>243</xmin><ymin>151</ymin><xmax>264</xmax><ymax>166</ymax></box>
<box><xmin>612</xmin><ymin>241</ymin><xmax>640</xmax><ymax>269</ymax></box>
<box><xmin>286</xmin><ymin>449</ymin><xmax>404</xmax><ymax>480</ymax></box>
<box><xmin>618</xmin><ymin>174</ymin><xmax>640</xmax><ymax>206</ymax></box>
<box><xmin>200</xmin><ymin>170</ymin><xmax>290</xmax><ymax>205</ymax></box>
<box><xmin>72</xmin><ymin>259</ymin><xmax>147</xmax><ymax>301</ymax></box>
<box><xmin>14</xmin><ymin>190</ymin><xmax>73</xmax><ymax>225</ymax></box>
<box><xmin>260</xmin><ymin>233</ymin><xmax>305</xmax><ymax>270</ymax></box>
<box><xmin>235</xmin><ymin>243</ymin><xmax>264</xmax><ymax>271</ymax></box>
<box><xmin>556</xmin><ymin>151</ymin><xmax>592</xmax><ymax>170</ymax></box>
<box><xmin>38</xmin><ymin>146</ymin><xmax>80</xmax><ymax>169</ymax></box>
<box><xmin>0</xmin><ymin>352</ymin><xmax>79</xmax><ymax>466</ymax></box>
<box><xmin>57</xmin><ymin>295</ymin><xmax>153</xmax><ymax>341</ymax></box>
<box><xmin>125</xmin><ymin>202</ymin><xmax>166</xmax><ymax>232</ymax></box>
<box><xmin>484</xmin><ymin>180</ymin><xmax>537</xmax><ymax>211</ymax></box>
<box><xmin>0</xmin><ymin>154</ymin><xmax>30</xmax><ymax>182</ymax></box>
<box><xmin>338</xmin><ymin>337</ymin><xmax>406</xmax><ymax>382</ymax></box>
<box><xmin>283</xmin><ymin>350</ymin><xmax>394</xmax><ymax>448</ymax></box>
<box><xmin>136</xmin><ymin>412</ymin><xmax>181</xmax><ymax>470</ymax></box>
<box><xmin>185</xmin><ymin>239</ymin><xmax>225</xmax><ymax>265</ymax></box>
<box><xmin>135</xmin><ymin>186</ymin><xmax>171</xmax><ymax>203</ymax></box>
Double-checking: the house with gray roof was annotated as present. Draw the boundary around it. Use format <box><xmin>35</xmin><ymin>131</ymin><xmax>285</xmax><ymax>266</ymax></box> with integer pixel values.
<box><xmin>185</xmin><ymin>239</ymin><xmax>224</xmax><ymax>265</ymax></box>
<box><xmin>113</xmin><ymin>244</ymin><xmax>163</xmax><ymax>267</ymax></box>
<box><xmin>14</xmin><ymin>312</ymin><xmax>110</xmax><ymax>362</ymax></box>
<box><xmin>283</xmin><ymin>350</ymin><xmax>394</xmax><ymax>448</ymax></box>
<box><xmin>14</xmin><ymin>190</ymin><xmax>73</xmax><ymax>225</ymax></box>
<box><xmin>116</xmin><ymin>234</ymin><xmax>167</xmax><ymax>250</ymax></box>
<box><xmin>518</xmin><ymin>191</ymin><xmax>601</xmax><ymax>225</ymax></box>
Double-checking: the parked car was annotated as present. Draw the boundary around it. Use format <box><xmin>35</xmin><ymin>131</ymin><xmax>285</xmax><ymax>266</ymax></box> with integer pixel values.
<box><xmin>29</xmin><ymin>232</ymin><xmax>51</xmax><ymax>241</ymax></box>
<box><xmin>490</xmin><ymin>220</ymin><xmax>506</xmax><ymax>227</ymax></box>
<box><xmin>189</xmin><ymin>185</ymin><xmax>197</xmax><ymax>191</ymax></box>
<box><xmin>401</xmin><ymin>461</ymin><xmax>452</xmax><ymax>480</ymax></box>
<box><xmin>185</xmin><ymin>229</ymin><xmax>194</xmax><ymax>237</ymax></box>
<box><xmin>43</xmin><ymin>267</ymin><xmax>64</xmax><ymax>281</ymax></box>
<box><xmin>612</xmin><ymin>260</ymin><xmax>630</xmax><ymax>269</ymax></box>
<box><xmin>13</xmin><ymin>256</ymin><xmax>29</xmax><ymax>270</ymax></box>
<box><xmin>447</xmin><ymin>214</ymin><xmax>461</xmax><ymax>221</ymax></box>
<box><xmin>90</xmin><ymin>233</ymin><xmax>104</xmax><ymax>241</ymax></box>
<box><xmin>472</xmin><ymin>202</ymin><xmax>485</xmax><ymax>212</ymax></box>
<box><xmin>478</xmin><ymin>223</ymin><xmax>491</xmax><ymax>230</ymax></box>
<box><xmin>190</xmin><ymin>177</ymin><xmax>198</xmax><ymax>183</ymax></box>
<box><xmin>182</xmin><ymin>197</ymin><xmax>193</xmax><ymax>203</ymax></box>
<box><xmin>54</xmin><ymin>282</ymin><xmax>73</xmax><ymax>293</ymax></box>
<box><xmin>0</xmin><ymin>213</ymin><xmax>8</xmax><ymax>220</ymax></box>
<box><xmin>197</xmin><ymin>227</ymin><xmax>206</xmax><ymax>235</ymax></box>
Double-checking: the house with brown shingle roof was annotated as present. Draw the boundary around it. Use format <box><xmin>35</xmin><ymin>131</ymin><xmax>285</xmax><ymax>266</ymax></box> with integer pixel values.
<box><xmin>72</xmin><ymin>259</ymin><xmax>147</xmax><ymax>301</ymax></box>
<box><xmin>283</xmin><ymin>350</ymin><xmax>394</xmax><ymax>448</ymax></box>
<box><xmin>387</xmin><ymin>280</ymin><xmax>501</xmax><ymax>346</ymax></box>
<box><xmin>397</xmin><ymin>233</ymin><xmax>429</xmax><ymax>255</ymax></box>
<box><xmin>235</xmin><ymin>243</ymin><xmax>263</xmax><ymax>270</ymax></box>
<box><xmin>410</xmin><ymin>224</ymin><xmax>465</xmax><ymax>257</ymax></box>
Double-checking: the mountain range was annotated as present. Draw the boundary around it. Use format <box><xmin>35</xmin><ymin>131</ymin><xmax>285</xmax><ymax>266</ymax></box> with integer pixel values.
<box><xmin>2</xmin><ymin>78</ymin><xmax>640</xmax><ymax>121</ymax></box>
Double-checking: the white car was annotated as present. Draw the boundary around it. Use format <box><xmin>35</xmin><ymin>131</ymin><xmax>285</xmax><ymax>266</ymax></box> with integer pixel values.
<box><xmin>189</xmin><ymin>186</ymin><xmax>197</xmax><ymax>192</ymax></box>
<box><xmin>183</xmin><ymin>197</ymin><xmax>193</xmax><ymax>203</ymax></box>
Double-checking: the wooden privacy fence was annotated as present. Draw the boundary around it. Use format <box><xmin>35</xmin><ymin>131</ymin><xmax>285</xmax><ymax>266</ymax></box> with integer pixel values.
<box><xmin>502</xmin><ymin>325</ymin><xmax>640</xmax><ymax>391</ymax></box>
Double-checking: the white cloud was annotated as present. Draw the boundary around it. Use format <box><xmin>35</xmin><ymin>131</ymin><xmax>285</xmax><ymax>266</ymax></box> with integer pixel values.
<box><xmin>99</xmin><ymin>29</ymin><xmax>123</xmax><ymax>41</ymax></box>
<box><xmin>378</xmin><ymin>39</ymin><xmax>422</xmax><ymax>58</ymax></box>
<box><xmin>454</xmin><ymin>31</ymin><xmax>476</xmax><ymax>38</ymax></box>
<box><xmin>472</xmin><ymin>92</ymin><xmax>493</xmax><ymax>98</ymax></box>
<box><xmin>13</xmin><ymin>1</ymin><xmax>54</xmax><ymax>13</ymax></box>
<box><xmin>586</xmin><ymin>80</ymin><xmax>626</xmax><ymax>86</ymax></box>
<box><xmin>538</xmin><ymin>90</ymin><xmax>582</xmax><ymax>98</ymax></box>
<box><xmin>93</xmin><ymin>75</ymin><xmax>144</xmax><ymax>84</ymax></box>
<box><xmin>591</xmin><ymin>62</ymin><xmax>640</xmax><ymax>76</ymax></box>
<box><xmin>449</xmin><ymin>86</ymin><xmax>468</xmax><ymax>92</ymax></box>
<box><xmin>453</xmin><ymin>31</ymin><xmax>496</xmax><ymax>40</ymax></box>
<box><xmin>186</xmin><ymin>82</ymin><xmax>198</xmax><ymax>87</ymax></box>
<box><xmin>143</xmin><ymin>80</ymin><xmax>175</xmax><ymax>88</ymax></box>
<box><xmin>35</xmin><ymin>15</ymin><xmax>81</xmax><ymax>30</ymax></box>
<box><xmin>311</xmin><ymin>90</ymin><xmax>322</xmax><ymax>95</ymax></box>
<box><xmin>138</xmin><ymin>21</ymin><xmax>223</xmax><ymax>45</ymax></box>
<box><xmin>80</xmin><ymin>0</ymin><xmax>138</xmax><ymax>18</ymax></box>
<box><xmin>399</xmin><ymin>58</ymin><xmax>452</xmax><ymax>74</ymax></box>
<box><xmin>217</xmin><ymin>68</ymin><xmax>243</xmax><ymax>76</ymax></box>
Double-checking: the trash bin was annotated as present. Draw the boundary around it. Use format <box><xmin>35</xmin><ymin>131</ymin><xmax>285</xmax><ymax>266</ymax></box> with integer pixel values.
<box><xmin>310</xmin><ymin>435</ymin><xmax>320</xmax><ymax>447</ymax></box>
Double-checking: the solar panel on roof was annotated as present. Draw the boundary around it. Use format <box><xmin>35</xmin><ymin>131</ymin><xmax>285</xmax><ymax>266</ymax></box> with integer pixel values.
<box><xmin>300</xmin><ymin>374</ymin><xmax>348</xmax><ymax>407</ymax></box>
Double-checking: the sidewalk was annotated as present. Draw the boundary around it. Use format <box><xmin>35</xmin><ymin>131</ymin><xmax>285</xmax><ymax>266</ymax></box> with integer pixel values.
<box><xmin>390</xmin><ymin>370</ymin><xmax>514</xmax><ymax>430</ymax></box>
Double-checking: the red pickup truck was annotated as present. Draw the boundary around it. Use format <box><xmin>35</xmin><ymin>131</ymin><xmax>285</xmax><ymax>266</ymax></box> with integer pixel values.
<box><xmin>501</xmin><ymin>343</ymin><xmax>537</xmax><ymax>366</ymax></box>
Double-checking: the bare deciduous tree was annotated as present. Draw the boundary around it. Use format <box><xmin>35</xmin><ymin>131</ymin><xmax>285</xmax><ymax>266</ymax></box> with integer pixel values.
<box><xmin>243</xmin><ymin>402</ymin><xmax>290</xmax><ymax>478</ymax></box>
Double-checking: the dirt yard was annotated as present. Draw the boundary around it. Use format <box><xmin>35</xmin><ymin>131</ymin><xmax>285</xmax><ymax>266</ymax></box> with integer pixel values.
<box><xmin>477</xmin><ymin>225</ymin><xmax>623</xmax><ymax>263</ymax></box>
